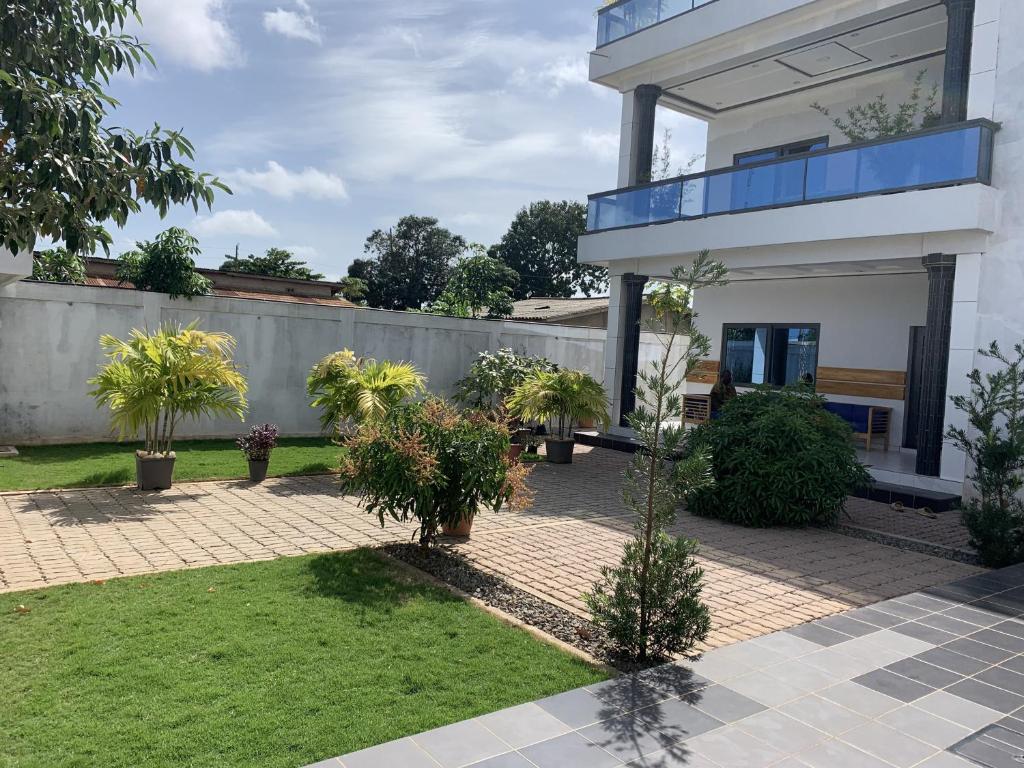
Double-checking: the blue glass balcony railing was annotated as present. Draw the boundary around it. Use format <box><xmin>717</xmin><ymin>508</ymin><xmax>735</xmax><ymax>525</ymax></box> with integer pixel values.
<box><xmin>586</xmin><ymin>120</ymin><xmax>997</xmax><ymax>233</ymax></box>
<box><xmin>597</xmin><ymin>0</ymin><xmax>718</xmax><ymax>47</ymax></box>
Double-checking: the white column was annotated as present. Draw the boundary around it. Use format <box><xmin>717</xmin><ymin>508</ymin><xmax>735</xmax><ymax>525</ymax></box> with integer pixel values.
<box><xmin>617</xmin><ymin>92</ymin><xmax>638</xmax><ymax>188</ymax></box>
<box><xmin>604</xmin><ymin>270</ymin><xmax>628</xmax><ymax>432</ymax></box>
<box><xmin>967</xmin><ymin>0</ymin><xmax>1001</xmax><ymax>120</ymax></box>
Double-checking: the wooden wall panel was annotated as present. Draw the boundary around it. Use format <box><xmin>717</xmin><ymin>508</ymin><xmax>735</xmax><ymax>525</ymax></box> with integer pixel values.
<box><xmin>686</xmin><ymin>359</ymin><xmax>720</xmax><ymax>384</ymax></box>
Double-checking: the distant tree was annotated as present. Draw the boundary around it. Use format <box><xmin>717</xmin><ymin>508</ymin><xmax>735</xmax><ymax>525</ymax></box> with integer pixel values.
<box><xmin>338</xmin><ymin>276</ymin><xmax>368</xmax><ymax>305</ymax></box>
<box><xmin>220</xmin><ymin>247</ymin><xmax>325</xmax><ymax>281</ymax></box>
<box><xmin>116</xmin><ymin>228</ymin><xmax>212</xmax><ymax>299</ymax></box>
<box><xmin>353</xmin><ymin>216</ymin><xmax>466</xmax><ymax>310</ymax></box>
<box><xmin>0</xmin><ymin>0</ymin><xmax>230</xmax><ymax>257</ymax></box>
<box><xmin>30</xmin><ymin>248</ymin><xmax>86</xmax><ymax>284</ymax></box>
<box><xmin>492</xmin><ymin>201</ymin><xmax>607</xmax><ymax>299</ymax></box>
<box><xmin>428</xmin><ymin>247</ymin><xmax>519</xmax><ymax>319</ymax></box>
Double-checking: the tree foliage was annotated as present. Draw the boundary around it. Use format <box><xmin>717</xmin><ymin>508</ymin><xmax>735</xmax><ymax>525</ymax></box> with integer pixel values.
<box><xmin>338</xmin><ymin>276</ymin><xmax>368</xmax><ymax>305</ymax></box>
<box><xmin>508</xmin><ymin>369</ymin><xmax>609</xmax><ymax>440</ymax></box>
<box><xmin>115</xmin><ymin>227</ymin><xmax>212</xmax><ymax>299</ymax></box>
<box><xmin>586</xmin><ymin>252</ymin><xmax>726</xmax><ymax>662</ymax></box>
<box><xmin>811</xmin><ymin>70</ymin><xmax>940</xmax><ymax>142</ymax></box>
<box><xmin>30</xmin><ymin>247</ymin><xmax>86</xmax><ymax>283</ymax></box>
<box><xmin>349</xmin><ymin>216</ymin><xmax>466</xmax><ymax>310</ymax></box>
<box><xmin>428</xmin><ymin>248</ymin><xmax>520</xmax><ymax>319</ymax></box>
<box><xmin>220</xmin><ymin>247</ymin><xmax>325</xmax><ymax>281</ymax></box>
<box><xmin>491</xmin><ymin>201</ymin><xmax>607</xmax><ymax>299</ymax></box>
<box><xmin>454</xmin><ymin>349</ymin><xmax>557</xmax><ymax>412</ymax></box>
<box><xmin>0</xmin><ymin>0</ymin><xmax>230</xmax><ymax>256</ymax></box>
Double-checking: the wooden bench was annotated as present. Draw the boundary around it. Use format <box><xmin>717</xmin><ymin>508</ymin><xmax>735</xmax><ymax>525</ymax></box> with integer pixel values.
<box><xmin>823</xmin><ymin>402</ymin><xmax>894</xmax><ymax>452</ymax></box>
<box><xmin>816</xmin><ymin>367</ymin><xmax>905</xmax><ymax>452</ymax></box>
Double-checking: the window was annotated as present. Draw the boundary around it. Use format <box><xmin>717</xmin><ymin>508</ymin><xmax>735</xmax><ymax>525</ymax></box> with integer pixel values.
<box><xmin>723</xmin><ymin>324</ymin><xmax>820</xmax><ymax>387</ymax></box>
<box><xmin>734</xmin><ymin>137</ymin><xmax>829</xmax><ymax>166</ymax></box>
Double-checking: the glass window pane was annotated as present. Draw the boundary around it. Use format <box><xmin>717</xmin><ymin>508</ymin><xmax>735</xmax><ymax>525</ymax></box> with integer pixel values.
<box><xmin>725</xmin><ymin>327</ymin><xmax>769</xmax><ymax>386</ymax></box>
<box><xmin>771</xmin><ymin>327</ymin><xmax>819</xmax><ymax>386</ymax></box>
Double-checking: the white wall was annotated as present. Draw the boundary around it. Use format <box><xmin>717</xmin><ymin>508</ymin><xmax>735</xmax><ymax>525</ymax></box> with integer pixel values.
<box><xmin>691</xmin><ymin>272</ymin><xmax>929</xmax><ymax>446</ymax></box>
<box><xmin>0</xmin><ymin>282</ymin><xmax>670</xmax><ymax>445</ymax></box>
<box><xmin>0</xmin><ymin>248</ymin><xmax>32</xmax><ymax>288</ymax></box>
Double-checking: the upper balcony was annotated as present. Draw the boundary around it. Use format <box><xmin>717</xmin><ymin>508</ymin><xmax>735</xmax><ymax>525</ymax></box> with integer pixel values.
<box><xmin>597</xmin><ymin>0</ymin><xmax>718</xmax><ymax>48</ymax></box>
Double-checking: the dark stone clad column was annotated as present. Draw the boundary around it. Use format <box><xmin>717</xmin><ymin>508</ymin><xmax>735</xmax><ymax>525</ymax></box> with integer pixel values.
<box><xmin>916</xmin><ymin>254</ymin><xmax>957</xmax><ymax>477</ymax></box>
<box><xmin>619</xmin><ymin>273</ymin><xmax>649</xmax><ymax>426</ymax></box>
<box><xmin>631</xmin><ymin>85</ymin><xmax>663</xmax><ymax>185</ymax></box>
<box><xmin>942</xmin><ymin>0</ymin><xmax>976</xmax><ymax>124</ymax></box>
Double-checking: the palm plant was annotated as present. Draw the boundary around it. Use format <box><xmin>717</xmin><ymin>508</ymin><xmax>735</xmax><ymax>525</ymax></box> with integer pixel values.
<box><xmin>88</xmin><ymin>322</ymin><xmax>248</xmax><ymax>456</ymax></box>
<box><xmin>307</xmin><ymin>350</ymin><xmax>426</xmax><ymax>435</ymax></box>
<box><xmin>508</xmin><ymin>369</ymin><xmax>609</xmax><ymax>440</ymax></box>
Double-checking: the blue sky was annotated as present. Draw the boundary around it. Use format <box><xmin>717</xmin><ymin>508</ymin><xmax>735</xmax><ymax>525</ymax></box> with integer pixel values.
<box><xmin>98</xmin><ymin>0</ymin><xmax>707</xmax><ymax>280</ymax></box>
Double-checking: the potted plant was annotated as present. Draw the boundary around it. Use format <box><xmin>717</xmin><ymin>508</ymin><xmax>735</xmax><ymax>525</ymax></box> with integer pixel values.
<box><xmin>453</xmin><ymin>348</ymin><xmax>557</xmax><ymax>414</ymax></box>
<box><xmin>238</xmin><ymin>424</ymin><xmax>279</xmax><ymax>483</ymax></box>
<box><xmin>89</xmin><ymin>323</ymin><xmax>247</xmax><ymax>490</ymax></box>
<box><xmin>340</xmin><ymin>399</ymin><xmax>531</xmax><ymax>543</ymax></box>
<box><xmin>508</xmin><ymin>369</ymin><xmax>610</xmax><ymax>465</ymax></box>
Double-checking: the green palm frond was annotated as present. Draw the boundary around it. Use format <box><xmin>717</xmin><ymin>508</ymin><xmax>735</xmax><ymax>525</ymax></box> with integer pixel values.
<box><xmin>508</xmin><ymin>369</ymin><xmax>609</xmax><ymax>439</ymax></box>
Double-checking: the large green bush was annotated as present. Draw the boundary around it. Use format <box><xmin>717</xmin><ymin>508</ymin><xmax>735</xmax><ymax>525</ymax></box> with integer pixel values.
<box><xmin>686</xmin><ymin>388</ymin><xmax>871</xmax><ymax>527</ymax></box>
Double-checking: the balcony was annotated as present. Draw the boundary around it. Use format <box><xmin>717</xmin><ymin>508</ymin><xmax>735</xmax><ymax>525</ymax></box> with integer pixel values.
<box><xmin>597</xmin><ymin>0</ymin><xmax>718</xmax><ymax>47</ymax></box>
<box><xmin>586</xmin><ymin>121</ymin><xmax>997</xmax><ymax>234</ymax></box>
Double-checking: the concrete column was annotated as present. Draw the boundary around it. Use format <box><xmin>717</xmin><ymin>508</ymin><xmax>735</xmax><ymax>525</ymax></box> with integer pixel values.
<box><xmin>941</xmin><ymin>253</ymin><xmax>982</xmax><ymax>482</ymax></box>
<box><xmin>619</xmin><ymin>273</ymin><xmax>649</xmax><ymax>427</ymax></box>
<box><xmin>942</xmin><ymin>0</ymin><xmax>976</xmax><ymax>123</ymax></box>
<box><xmin>604</xmin><ymin>272</ymin><xmax>628</xmax><ymax>430</ymax></box>
<box><xmin>630</xmin><ymin>85</ymin><xmax>663</xmax><ymax>185</ymax></box>
<box><xmin>917</xmin><ymin>254</ymin><xmax>958</xmax><ymax>477</ymax></box>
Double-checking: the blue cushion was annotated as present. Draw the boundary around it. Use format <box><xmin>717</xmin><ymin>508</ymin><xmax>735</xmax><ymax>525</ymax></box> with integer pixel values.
<box><xmin>823</xmin><ymin>402</ymin><xmax>870</xmax><ymax>433</ymax></box>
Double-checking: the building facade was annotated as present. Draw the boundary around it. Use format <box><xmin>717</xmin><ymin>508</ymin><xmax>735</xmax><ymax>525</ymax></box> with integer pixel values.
<box><xmin>580</xmin><ymin>0</ymin><xmax>1016</xmax><ymax>496</ymax></box>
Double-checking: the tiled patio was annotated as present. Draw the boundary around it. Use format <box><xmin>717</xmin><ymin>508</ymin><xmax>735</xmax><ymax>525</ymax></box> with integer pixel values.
<box><xmin>312</xmin><ymin>565</ymin><xmax>1024</xmax><ymax>768</ymax></box>
<box><xmin>0</xmin><ymin>448</ymin><xmax>980</xmax><ymax>652</ymax></box>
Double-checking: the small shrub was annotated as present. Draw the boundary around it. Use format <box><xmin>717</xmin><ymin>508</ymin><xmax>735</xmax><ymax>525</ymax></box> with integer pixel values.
<box><xmin>454</xmin><ymin>348</ymin><xmax>557</xmax><ymax>412</ymax></box>
<box><xmin>339</xmin><ymin>399</ymin><xmax>531</xmax><ymax>546</ymax></box>
<box><xmin>687</xmin><ymin>387</ymin><xmax>871</xmax><ymax>527</ymax></box>
<box><xmin>507</xmin><ymin>369</ymin><xmax>609</xmax><ymax>440</ymax></box>
<box><xmin>238</xmin><ymin>424</ymin><xmax>279</xmax><ymax>461</ymax></box>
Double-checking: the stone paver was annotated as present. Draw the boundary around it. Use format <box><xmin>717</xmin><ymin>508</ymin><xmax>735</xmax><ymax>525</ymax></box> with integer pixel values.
<box><xmin>844</xmin><ymin>496</ymin><xmax>973</xmax><ymax>553</ymax></box>
<box><xmin>319</xmin><ymin>565</ymin><xmax>1024</xmax><ymax>768</ymax></box>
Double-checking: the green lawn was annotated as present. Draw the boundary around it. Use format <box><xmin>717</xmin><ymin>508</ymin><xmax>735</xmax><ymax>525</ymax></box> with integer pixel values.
<box><xmin>2</xmin><ymin>550</ymin><xmax>606</xmax><ymax>768</ymax></box>
<box><xmin>0</xmin><ymin>438</ymin><xmax>342</xmax><ymax>491</ymax></box>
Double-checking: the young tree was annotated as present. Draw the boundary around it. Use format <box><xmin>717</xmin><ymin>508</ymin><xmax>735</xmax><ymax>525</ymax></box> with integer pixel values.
<box><xmin>586</xmin><ymin>251</ymin><xmax>728</xmax><ymax>662</ymax></box>
<box><xmin>338</xmin><ymin>276</ymin><xmax>368</xmax><ymax>305</ymax></box>
<box><xmin>428</xmin><ymin>247</ymin><xmax>520</xmax><ymax>319</ymax></box>
<box><xmin>220</xmin><ymin>247</ymin><xmax>325</xmax><ymax>281</ymax></box>
<box><xmin>492</xmin><ymin>201</ymin><xmax>607</xmax><ymax>299</ymax></box>
<box><xmin>353</xmin><ymin>216</ymin><xmax>466</xmax><ymax>310</ymax></box>
<box><xmin>30</xmin><ymin>248</ymin><xmax>86</xmax><ymax>284</ymax></box>
<box><xmin>116</xmin><ymin>228</ymin><xmax>212</xmax><ymax>299</ymax></box>
<box><xmin>811</xmin><ymin>70</ymin><xmax>940</xmax><ymax>142</ymax></box>
<box><xmin>0</xmin><ymin>0</ymin><xmax>229</xmax><ymax>257</ymax></box>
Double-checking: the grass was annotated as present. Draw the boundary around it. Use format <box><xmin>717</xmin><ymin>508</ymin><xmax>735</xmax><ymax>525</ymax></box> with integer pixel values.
<box><xmin>2</xmin><ymin>549</ymin><xmax>607</xmax><ymax>768</ymax></box>
<box><xmin>0</xmin><ymin>438</ymin><xmax>343</xmax><ymax>491</ymax></box>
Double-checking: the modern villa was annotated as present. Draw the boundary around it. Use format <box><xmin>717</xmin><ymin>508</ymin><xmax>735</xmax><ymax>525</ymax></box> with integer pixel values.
<box><xmin>580</xmin><ymin>0</ymin><xmax>1019</xmax><ymax>501</ymax></box>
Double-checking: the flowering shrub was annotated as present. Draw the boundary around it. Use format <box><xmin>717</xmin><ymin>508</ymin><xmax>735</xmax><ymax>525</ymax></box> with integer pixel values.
<box><xmin>340</xmin><ymin>399</ymin><xmax>532</xmax><ymax>546</ymax></box>
<box><xmin>237</xmin><ymin>424</ymin><xmax>279</xmax><ymax>461</ymax></box>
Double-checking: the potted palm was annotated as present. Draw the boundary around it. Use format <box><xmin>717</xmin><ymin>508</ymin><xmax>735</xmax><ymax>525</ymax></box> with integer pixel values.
<box><xmin>238</xmin><ymin>424</ymin><xmax>278</xmax><ymax>483</ymax></box>
<box><xmin>88</xmin><ymin>322</ymin><xmax>248</xmax><ymax>490</ymax></box>
<box><xmin>508</xmin><ymin>369</ymin><xmax>609</xmax><ymax>465</ymax></box>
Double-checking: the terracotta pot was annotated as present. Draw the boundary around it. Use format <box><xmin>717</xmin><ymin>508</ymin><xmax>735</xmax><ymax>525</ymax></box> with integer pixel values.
<box><xmin>577</xmin><ymin>416</ymin><xmax>595</xmax><ymax>429</ymax></box>
<box><xmin>136</xmin><ymin>451</ymin><xmax>176</xmax><ymax>490</ymax></box>
<box><xmin>248</xmin><ymin>459</ymin><xmax>269</xmax><ymax>483</ymax></box>
<box><xmin>545</xmin><ymin>438</ymin><xmax>575</xmax><ymax>465</ymax></box>
<box><xmin>442</xmin><ymin>514</ymin><xmax>474</xmax><ymax>537</ymax></box>
<box><xmin>508</xmin><ymin>444</ymin><xmax>525</xmax><ymax>463</ymax></box>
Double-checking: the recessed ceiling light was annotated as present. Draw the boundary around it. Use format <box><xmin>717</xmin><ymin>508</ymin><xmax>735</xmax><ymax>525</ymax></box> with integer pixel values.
<box><xmin>793</xmin><ymin>81</ymin><xmax>802</xmax><ymax>85</ymax></box>
<box><xmin>850</xmin><ymin>32</ymin><xmax>860</xmax><ymax>38</ymax></box>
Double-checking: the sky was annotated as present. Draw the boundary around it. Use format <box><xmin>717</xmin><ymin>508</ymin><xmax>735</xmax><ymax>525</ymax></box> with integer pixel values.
<box><xmin>95</xmin><ymin>0</ymin><xmax>708</xmax><ymax>281</ymax></box>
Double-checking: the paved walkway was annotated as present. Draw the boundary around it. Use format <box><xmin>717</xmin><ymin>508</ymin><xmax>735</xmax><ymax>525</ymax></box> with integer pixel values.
<box><xmin>314</xmin><ymin>565</ymin><xmax>1024</xmax><ymax>768</ymax></box>
<box><xmin>1</xmin><ymin>448</ymin><xmax>980</xmax><ymax>652</ymax></box>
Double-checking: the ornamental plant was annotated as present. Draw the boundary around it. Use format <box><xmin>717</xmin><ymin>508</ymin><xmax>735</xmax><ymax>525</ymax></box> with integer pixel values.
<box><xmin>686</xmin><ymin>387</ymin><xmax>871</xmax><ymax>527</ymax></box>
<box><xmin>88</xmin><ymin>322</ymin><xmax>248</xmax><ymax>456</ymax></box>
<box><xmin>238</xmin><ymin>424</ymin><xmax>279</xmax><ymax>462</ymax></box>
<box><xmin>454</xmin><ymin>348</ymin><xmax>557</xmax><ymax>412</ymax></box>
<box><xmin>339</xmin><ymin>399</ymin><xmax>531</xmax><ymax>546</ymax></box>
<box><xmin>947</xmin><ymin>341</ymin><xmax>1024</xmax><ymax>567</ymax></box>
<box><xmin>811</xmin><ymin>70</ymin><xmax>940</xmax><ymax>142</ymax></box>
<box><xmin>586</xmin><ymin>251</ymin><xmax>727</xmax><ymax>662</ymax></box>
<box><xmin>507</xmin><ymin>369</ymin><xmax>609</xmax><ymax>440</ymax></box>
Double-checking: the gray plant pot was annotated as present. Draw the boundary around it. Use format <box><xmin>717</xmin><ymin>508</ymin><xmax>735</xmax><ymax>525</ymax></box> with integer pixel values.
<box><xmin>545</xmin><ymin>438</ymin><xmax>575</xmax><ymax>465</ymax></box>
<box><xmin>248</xmin><ymin>459</ymin><xmax>269</xmax><ymax>483</ymax></box>
<box><xmin>136</xmin><ymin>452</ymin><xmax>176</xmax><ymax>491</ymax></box>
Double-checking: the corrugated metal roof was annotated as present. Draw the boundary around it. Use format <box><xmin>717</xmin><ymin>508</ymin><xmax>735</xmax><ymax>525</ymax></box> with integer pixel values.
<box><xmin>510</xmin><ymin>297</ymin><xmax>610</xmax><ymax>321</ymax></box>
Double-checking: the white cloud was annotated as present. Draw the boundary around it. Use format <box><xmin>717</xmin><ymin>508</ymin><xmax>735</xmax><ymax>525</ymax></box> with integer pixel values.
<box><xmin>136</xmin><ymin>0</ymin><xmax>243</xmax><ymax>72</ymax></box>
<box><xmin>511</xmin><ymin>56</ymin><xmax>589</xmax><ymax>95</ymax></box>
<box><xmin>581</xmin><ymin>130</ymin><xmax>619</xmax><ymax>162</ymax></box>
<box><xmin>224</xmin><ymin>161</ymin><xmax>348</xmax><ymax>200</ymax></box>
<box><xmin>194</xmin><ymin>210</ymin><xmax>277</xmax><ymax>237</ymax></box>
<box><xmin>263</xmin><ymin>1</ymin><xmax>322</xmax><ymax>44</ymax></box>
<box><xmin>284</xmin><ymin>245</ymin><xmax>320</xmax><ymax>261</ymax></box>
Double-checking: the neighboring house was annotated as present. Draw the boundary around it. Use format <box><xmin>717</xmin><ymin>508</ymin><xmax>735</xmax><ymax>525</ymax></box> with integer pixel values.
<box><xmin>581</xmin><ymin>0</ymin><xmax>1011</xmax><ymax>498</ymax></box>
<box><xmin>510</xmin><ymin>297</ymin><xmax>661</xmax><ymax>329</ymax></box>
<box><xmin>80</xmin><ymin>257</ymin><xmax>357</xmax><ymax>308</ymax></box>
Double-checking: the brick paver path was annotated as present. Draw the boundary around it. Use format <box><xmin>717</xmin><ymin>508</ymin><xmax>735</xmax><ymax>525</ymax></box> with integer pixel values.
<box><xmin>0</xmin><ymin>447</ymin><xmax>982</xmax><ymax>650</ymax></box>
<box><xmin>843</xmin><ymin>496</ymin><xmax>973</xmax><ymax>553</ymax></box>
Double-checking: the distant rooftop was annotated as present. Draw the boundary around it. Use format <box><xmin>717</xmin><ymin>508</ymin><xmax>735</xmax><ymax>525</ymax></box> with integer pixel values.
<box><xmin>510</xmin><ymin>296</ymin><xmax>610</xmax><ymax>323</ymax></box>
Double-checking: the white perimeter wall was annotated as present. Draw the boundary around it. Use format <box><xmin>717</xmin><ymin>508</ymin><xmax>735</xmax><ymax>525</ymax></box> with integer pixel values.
<box><xmin>692</xmin><ymin>272</ymin><xmax>929</xmax><ymax>447</ymax></box>
<box><xmin>0</xmin><ymin>282</ymin><xmax>674</xmax><ymax>445</ymax></box>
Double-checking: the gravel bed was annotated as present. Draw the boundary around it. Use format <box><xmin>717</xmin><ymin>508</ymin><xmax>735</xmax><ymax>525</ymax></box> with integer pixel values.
<box><xmin>831</xmin><ymin>523</ymin><xmax>982</xmax><ymax>566</ymax></box>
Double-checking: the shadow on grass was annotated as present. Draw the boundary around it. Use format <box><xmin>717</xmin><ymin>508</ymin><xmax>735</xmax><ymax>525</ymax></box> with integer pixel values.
<box><xmin>71</xmin><ymin>468</ymin><xmax>134</xmax><ymax>488</ymax></box>
<box><xmin>306</xmin><ymin>551</ymin><xmax>458</xmax><ymax>614</ymax></box>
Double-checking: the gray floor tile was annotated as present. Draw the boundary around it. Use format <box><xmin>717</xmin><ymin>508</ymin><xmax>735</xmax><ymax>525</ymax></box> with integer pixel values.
<box><xmin>786</xmin><ymin>622</ymin><xmax>852</xmax><ymax>647</ymax></box>
<box><xmin>747</xmin><ymin>631</ymin><xmax>822</xmax><ymax>659</ymax></box>
<box><xmin>947</xmin><ymin>678</ymin><xmax>1024</xmax><ymax>713</ymax></box>
<box><xmin>414</xmin><ymin>720</ymin><xmax>510</xmax><ymax>768</ymax></box>
<box><xmin>845</xmin><ymin>607</ymin><xmax>906</xmax><ymax>629</ymax></box>
<box><xmin>733</xmin><ymin>709</ymin><xmax>826</xmax><ymax>753</ymax></box>
<box><xmin>701</xmin><ymin>641</ymin><xmax>787</xmax><ymax>671</ymax></box>
<box><xmin>466</xmin><ymin>753</ymin><xmax>533</xmax><ymax>768</ymax></box>
<box><xmin>862</xmin><ymin>629</ymin><xmax>936</xmax><ymax>658</ymax></box>
<box><xmin>975</xmin><ymin>665</ymin><xmax>1024</xmax><ymax>696</ymax></box>
<box><xmin>536</xmin><ymin>688</ymin><xmax>616</xmax><ymax>729</ymax></box>
<box><xmin>799</xmin><ymin>738</ymin><xmax>893</xmax><ymax>768</ymax></box>
<box><xmin>819</xmin><ymin>681</ymin><xmax>903</xmax><ymax>717</ymax></box>
<box><xmin>625</xmin><ymin>747</ymin><xmax>723</xmax><ymax>767</ymax></box>
<box><xmin>687</xmin><ymin>725</ymin><xmax>786</xmax><ymax>768</ymax></box>
<box><xmin>519</xmin><ymin>732</ymin><xmax>620</xmax><ymax>768</ymax></box>
<box><xmin>885</xmin><ymin>657</ymin><xmax>963</xmax><ymax>688</ymax></box>
<box><xmin>637</xmin><ymin>664</ymin><xmax>711</xmax><ymax>699</ymax></box>
<box><xmin>579</xmin><ymin>714</ymin><xmax>675</xmax><ymax>763</ymax></box>
<box><xmin>918</xmin><ymin>613</ymin><xmax>984</xmax><ymax>637</ymax></box>
<box><xmin>944</xmin><ymin>637</ymin><xmax>1015</xmax><ymax>664</ymax></box>
<box><xmin>778</xmin><ymin>694</ymin><xmax>869</xmax><ymax>736</ymax></box>
<box><xmin>685</xmin><ymin>653</ymin><xmax>752</xmax><ymax>684</ymax></box>
<box><xmin>915</xmin><ymin>752</ymin><xmax>979</xmax><ymax>767</ymax></box>
<box><xmin>971</xmin><ymin>629</ymin><xmax>1024</xmax><ymax>653</ymax></box>
<box><xmin>838</xmin><ymin>635</ymin><xmax>911</xmax><ymax>668</ymax></box>
<box><xmin>342</xmin><ymin>738</ymin><xmax>441</xmax><ymax>768</ymax></box>
<box><xmin>477</xmin><ymin>703</ymin><xmax>571</xmax><ymax>750</ymax></box>
<box><xmin>798</xmin><ymin>647</ymin><xmax>877</xmax><ymax>680</ymax></box>
<box><xmin>764</xmin><ymin>659</ymin><xmax>839</xmax><ymax>693</ymax></box>
<box><xmin>943</xmin><ymin>605</ymin><xmax>1006</xmax><ymax>628</ymax></box>
<box><xmin>683</xmin><ymin>684</ymin><xmax>765</xmax><ymax>723</ymax></box>
<box><xmin>892</xmin><ymin>621</ymin><xmax>958</xmax><ymax>646</ymax></box>
<box><xmin>586</xmin><ymin>676</ymin><xmax>667</xmax><ymax>712</ymax></box>
<box><xmin>874</xmin><ymin>599</ymin><xmax>931</xmax><ymax>620</ymax></box>
<box><xmin>842</xmin><ymin>721</ymin><xmax>937</xmax><ymax>767</ymax></box>
<box><xmin>914</xmin><ymin>690</ymin><xmax>1005</xmax><ymax>730</ymax></box>
<box><xmin>900</xmin><ymin>593</ymin><xmax>958</xmax><ymax>612</ymax></box>
<box><xmin>879</xmin><ymin>705</ymin><xmax>972</xmax><ymax>748</ymax></box>
<box><xmin>853</xmin><ymin>669</ymin><xmax>934</xmax><ymax>702</ymax></box>
<box><xmin>993</xmin><ymin>620</ymin><xmax>1024</xmax><ymax>639</ymax></box>
<box><xmin>633</xmin><ymin>697</ymin><xmax>724</xmax><ymax>742</ymax></box>
<box><xmin>815</xmin><ymin>614</ymin><xmax>880</xmax><ymax>638</ymax></box>
<box><xmin>726</xmin><ymin>669</ymin><xmax>808</xmax><ymax>707</ymax></box>
<box><xmin>952</xmin><ymin>725</ymin><xmax>1024</xmax><ymax>768</ymax></box>
<box><xmin>1001</xmin><ymin>655</ymin><xmax>1024</xmax><ymax>675</ymax></box>
<box><xmin>916</xmin><ymin>647</ymin><xmax>992</xmax><ymax>675</ymax></box>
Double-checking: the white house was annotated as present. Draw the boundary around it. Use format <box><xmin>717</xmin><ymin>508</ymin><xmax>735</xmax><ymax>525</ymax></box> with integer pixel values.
<box><xmin>579</xmin><ymin>0</ymin><xmax>1019</xmax><ymax>498</ymax></box>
